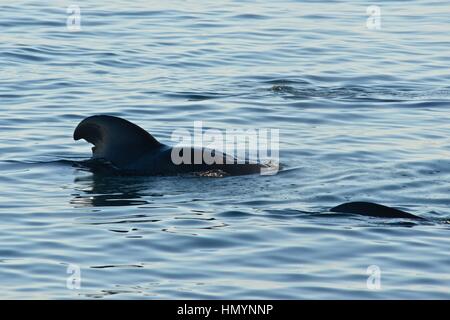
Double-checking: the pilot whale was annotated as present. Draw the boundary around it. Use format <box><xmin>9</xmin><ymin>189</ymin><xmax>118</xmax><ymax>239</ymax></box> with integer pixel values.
<box><xmin>330</xmin><ymin>202</ymin><xmax>425</xmax><ymax>220</ymax></box>
<box><xmin>73</xmin><ymin>115</ymin><xmax>266</xmax><ymax>176</ymax></box>
<box><xmin>73</xmin><ymin>116</ymin><xmax>427</xmax><ymax>220</ymax></box>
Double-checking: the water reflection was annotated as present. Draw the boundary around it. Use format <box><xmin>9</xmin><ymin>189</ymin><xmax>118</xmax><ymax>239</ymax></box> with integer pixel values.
<box><xmin>71</xmin><ymin>173</ymin><xmax>162</xmax><ymax>207</ymax></box>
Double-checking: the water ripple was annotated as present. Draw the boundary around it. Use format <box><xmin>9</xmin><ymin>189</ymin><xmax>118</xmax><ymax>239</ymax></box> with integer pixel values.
<box><xmin>1</xmin><ymin>0</ymin><xmax>450</xmax><ymax>299</ymax></box>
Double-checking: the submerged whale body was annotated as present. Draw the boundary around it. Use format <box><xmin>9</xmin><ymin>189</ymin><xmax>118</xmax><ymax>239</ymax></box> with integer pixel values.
<box><xmin>330</xmin><ymin>202</ymin><xmax>425</xmax><ymax>220</ymax></box>
<box><xmin>73</xmin><ymin>115</ymin><xmax>265</xmax><ymax>176</ymax></box>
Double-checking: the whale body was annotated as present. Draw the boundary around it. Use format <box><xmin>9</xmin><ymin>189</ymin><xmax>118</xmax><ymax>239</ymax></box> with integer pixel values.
<box><xmin>330</xmin><ymin>202</ymin><xmax>425</xmax><ymax>220</ymax></box>
<box><xmin>73</xmin><ymin>115</ymin><xmax>266</xmax><ymax>176</ymax></box>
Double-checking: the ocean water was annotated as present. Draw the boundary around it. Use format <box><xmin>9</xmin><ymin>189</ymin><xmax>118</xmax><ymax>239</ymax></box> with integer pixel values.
<box><xmin>1</xmin><ymin>0</ymin><xmax>450</xmax><ymax>299</ymax></box>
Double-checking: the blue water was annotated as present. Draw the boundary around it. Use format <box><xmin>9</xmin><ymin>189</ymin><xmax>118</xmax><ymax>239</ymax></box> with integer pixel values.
<box><xmin>1</xmin><ymin>0</ymin><xmax>450</xmax><ymax>299</ymax></box>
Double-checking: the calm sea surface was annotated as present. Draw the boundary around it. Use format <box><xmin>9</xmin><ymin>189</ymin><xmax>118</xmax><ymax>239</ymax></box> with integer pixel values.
<box><xmin>1</xmin><ymin>0</ymin><xmax>450</xmax><ymax>299</ymax></box>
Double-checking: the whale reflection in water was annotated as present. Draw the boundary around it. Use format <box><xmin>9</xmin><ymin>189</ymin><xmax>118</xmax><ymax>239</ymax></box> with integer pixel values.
<box><xmin>70</xmin><ymin>174</ymin><xmax>426</xmax><ymax>221</ymax></box>
<box><xmin>70</xmin><ymin>174</ymin><xmax>158</xmax><ymax>207</ymax></box>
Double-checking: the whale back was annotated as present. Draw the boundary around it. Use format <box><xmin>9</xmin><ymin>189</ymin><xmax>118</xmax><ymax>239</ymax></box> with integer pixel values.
<box><xmin>330</xmin><ymin>201</ymin><xmax>424</xmax><ymax>220</ymax></box>
<box><xmin>73</xmin><ymin>115</ymin><xmax>161</xmax><ymax>168</ymax></box>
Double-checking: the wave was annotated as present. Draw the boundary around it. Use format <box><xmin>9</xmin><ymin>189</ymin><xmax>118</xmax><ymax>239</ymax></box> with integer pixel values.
<box><xmin>268</xmin><ymin>81</ymin><xmax>450</xmax><ymax>102</ymax></box>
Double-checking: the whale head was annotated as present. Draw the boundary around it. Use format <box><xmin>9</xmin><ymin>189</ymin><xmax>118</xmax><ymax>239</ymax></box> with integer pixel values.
<box><xmin>73</xmin><ymin>115</ymin><xmax>161</xmax><ymax>168</ymax></box>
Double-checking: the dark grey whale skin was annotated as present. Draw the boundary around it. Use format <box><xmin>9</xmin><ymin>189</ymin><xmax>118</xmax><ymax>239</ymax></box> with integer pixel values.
<box><xmin>330</xmin><ymin>202</ymin><xmax>425</xmax><ymax>220</ymax></box>
<box><xmin>73</xmin><ymin>115</ymin><xmax>264</xmax><ymax>176</ymax></box>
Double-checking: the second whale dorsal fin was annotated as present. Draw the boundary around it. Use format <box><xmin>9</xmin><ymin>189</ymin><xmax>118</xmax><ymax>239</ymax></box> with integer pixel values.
<box><xmin>330</xmin><ymin>201</ymin><xmax>424</xmax><ymax>220</ymax></box>
<box><xmin>73</xmin><ymin>115</ymin><xmax>161</xmax><ymax>168</ymax></box>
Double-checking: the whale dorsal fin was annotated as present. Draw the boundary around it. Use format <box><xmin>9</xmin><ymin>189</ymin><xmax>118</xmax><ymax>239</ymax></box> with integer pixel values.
<box><xmin>330</xmin><ymin>201</ymin><xmax>424</xmax><ymax>220</ymax></box>
<box><xmin>73</xmin><ymin>115</ymin><xmax>161</xmax><ymax>168</ymax></box>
